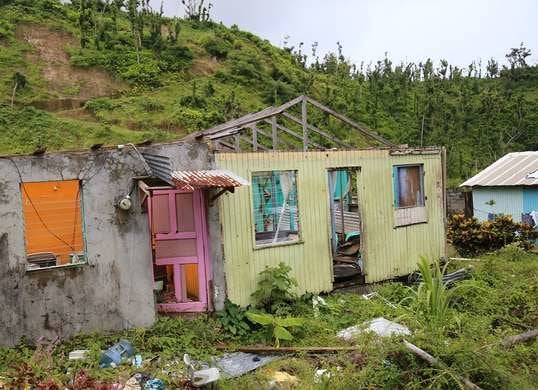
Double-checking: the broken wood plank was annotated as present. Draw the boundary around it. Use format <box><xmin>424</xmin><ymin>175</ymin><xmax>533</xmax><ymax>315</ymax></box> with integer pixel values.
<box><xmin>403</xmin><ymin>340</ymin><xmax>482</xmax><ymax>390</ymax></box>
<box><xmin>501</xmin><ymin>329</ymin><xmax>538</xmax><ymax>348</ymax></box>
<box><xmin>217</xmin><ymin>346</ymin><xmax>359</xmax><ymax>354</ymax></box>
<box><xmin>252</xmin><ymin>126</ymin><xmax>258</xmax><ymax>151</ymax></box>
<box><xmin>271</xmin><ymin>115</ymin><xmax>278</xmax><ymax>150</ymax></box>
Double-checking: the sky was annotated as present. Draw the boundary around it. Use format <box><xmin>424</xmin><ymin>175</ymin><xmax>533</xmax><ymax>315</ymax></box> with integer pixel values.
<box><xmin>154</xmin><ymin>0</ymin><xmax>538</xmax><ymax>68</ymax></box>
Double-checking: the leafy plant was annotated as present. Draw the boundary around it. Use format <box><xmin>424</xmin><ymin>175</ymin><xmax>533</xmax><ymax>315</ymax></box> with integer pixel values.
<box><xmin>448</xmin><ymin>213</ymin><xmax>537</xmax><ymax>257</ymax></box>
<box><xmin>405</xmin><ymin>257</ymin><xmax>465</xmax><ymax>331</ymax></box>
<box><xmin>217</xmin><ymin>299</ymin><xmax>251</xmax><ymax>339</ymax></box>
<box><xmin>246</xmin><ymin>312</ymin><xmax>303</xmax><ymax>347</ymax></box>
<box><xmin>251</xmin><ymin>262</ymin><xmax>298</xmax><ymax>313</ymax></box>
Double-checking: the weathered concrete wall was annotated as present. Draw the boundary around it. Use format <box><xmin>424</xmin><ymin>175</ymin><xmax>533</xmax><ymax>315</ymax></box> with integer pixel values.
<box><xmin>0</xmin><ymin>141</ymin><xmax>214</xmax><ymax>346</ymax></box>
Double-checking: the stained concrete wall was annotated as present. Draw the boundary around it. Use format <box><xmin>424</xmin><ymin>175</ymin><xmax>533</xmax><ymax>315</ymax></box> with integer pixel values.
<box><xmin>0</xmin><ymin>141</ymin><xmax>217</xmax><ymax>346</ymax></box>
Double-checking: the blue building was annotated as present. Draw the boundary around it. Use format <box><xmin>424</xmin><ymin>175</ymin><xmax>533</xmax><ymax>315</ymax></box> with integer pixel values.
<box><xmin>460</xmin><ymin>152</ymin><xmax>538</xmax><ymax>225</ymax></box>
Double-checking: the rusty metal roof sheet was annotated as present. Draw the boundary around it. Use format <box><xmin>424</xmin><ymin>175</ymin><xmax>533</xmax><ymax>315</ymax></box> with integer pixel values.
<box><xmin>460</xmin><ymin>151</ymin><xmax>538</xmax><ymax>187</ymax></box>
<box><xmin>172</xmin><ymin>170</ymin><xmax>249</xmax><ymax>191</ymax></box>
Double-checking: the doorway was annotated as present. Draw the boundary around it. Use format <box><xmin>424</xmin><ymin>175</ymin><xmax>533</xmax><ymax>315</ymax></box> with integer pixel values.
<box><xmin>147</xmin><ymin>188</ymin><xmax>210</xmax><ymax>312</ymax></box>
<box><xmin>327</xmin><ymin>167</ymin><xmax>364</xmax><ymax>287</ymax></box>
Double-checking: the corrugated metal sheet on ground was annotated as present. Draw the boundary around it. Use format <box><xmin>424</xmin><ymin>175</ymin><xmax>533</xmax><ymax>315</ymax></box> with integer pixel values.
<box><xmin>461</xmin><ymin>151</ymin><xmax>538</xmax><ymax>187</ymax></box>
<box><xmin>216</xmin><ymin>149</ymin><xmax>446</xmax><ymax>306</ymax></box>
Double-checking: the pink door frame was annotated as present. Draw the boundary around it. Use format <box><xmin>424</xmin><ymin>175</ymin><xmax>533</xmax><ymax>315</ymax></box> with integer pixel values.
<box><xmin>147</xmin><ymin>188</ymin><xmax>211</xmax><ymax>312</ymax></box>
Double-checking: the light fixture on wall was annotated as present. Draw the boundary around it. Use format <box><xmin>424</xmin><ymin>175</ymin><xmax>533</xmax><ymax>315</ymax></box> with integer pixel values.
<box><xmin>117</xmin><ymin>195</ymin><xmax>132</xmax><ymax>211</ymax></box>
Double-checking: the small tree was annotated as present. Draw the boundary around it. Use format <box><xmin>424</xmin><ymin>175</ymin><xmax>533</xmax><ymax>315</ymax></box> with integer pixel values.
<box><xmin>506</xmin><ymin>42</ymin><xmax>531</xmax><ymax>70</ymax></box>
<box><xmin>11</xmin><ymin>72</ymin><xmax>27</xmax><ymax>106</ymax></box>
<box><xmin>181</xmin><ymin>0</ymin><xmax>212</xmax><ymax>22</ymax></box>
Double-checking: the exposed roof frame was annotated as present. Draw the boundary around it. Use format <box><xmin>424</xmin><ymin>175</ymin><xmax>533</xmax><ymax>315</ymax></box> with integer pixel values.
<box><xmin>192</xmin><ymin>95</ymin><xmax>396</xmax><ymax>151</ymax></box>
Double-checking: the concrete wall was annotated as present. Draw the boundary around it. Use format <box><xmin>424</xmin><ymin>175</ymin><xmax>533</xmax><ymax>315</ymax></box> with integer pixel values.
<box><xmin>0</xmin><ymin>141</ymin><xmax>214</xmax><ymax>346</ymax></box>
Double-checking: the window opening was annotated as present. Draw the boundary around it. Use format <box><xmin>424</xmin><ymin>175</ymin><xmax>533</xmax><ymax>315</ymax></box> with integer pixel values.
<box><xmin>328</xmin><ymin>168</ymin><xmax>364</xmax><ymax>286</ymax></box>
<box><xmin>252</xmin><ymin>171</ymin><xmax>299</xmax><ymax>246</ymax></box>
<box><xmin>393</xmin><ymin>165</ymin><xmax>424</xmax><ymax>208</ymax></box>
<box><xmin>21</xmin><ymin>180</ymin><xmax>87</xmax><ymax>270</ymax></box>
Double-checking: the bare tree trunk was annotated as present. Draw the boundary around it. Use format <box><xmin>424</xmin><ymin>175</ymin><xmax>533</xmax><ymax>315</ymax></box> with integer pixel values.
<box><xmin>11</xmin><ymin>82</ymin><xmax>18</xmax><ymax>107</ymax></box>
<box><xmin>501</xmin><ymin>329</ymin><xmax>538</xmax><ymax>348</ymax></box>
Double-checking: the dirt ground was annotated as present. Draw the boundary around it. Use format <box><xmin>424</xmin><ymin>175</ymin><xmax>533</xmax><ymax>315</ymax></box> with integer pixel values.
<box><xmin>16</xmin><ymin>24</ymin><xmax>125</xmax><ymax>103</ymax></box>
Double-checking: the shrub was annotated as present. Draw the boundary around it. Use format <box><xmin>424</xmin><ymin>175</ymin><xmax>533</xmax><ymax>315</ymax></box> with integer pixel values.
<box><xmin>120</xmin><ymin>61</ymin><xmax>161</xmax><ymax>87</ymax></box>
<box><xmin>159</xmin><ymin>45</ymin><xmax>194</xmax><ymax>72</ymax></box>
<box><xmin>245</xmin><ymin>312</ymin><xmax>303</xmax><ymax>347</ymax></box>
<box><xmin>217</xmin><ymin>299</ymin><xmax>251</xmax><ymax>339</ymax></box>
<box><xmin>202</xmin><ymin>36</ymin><xmax>231</xmax><ymax>59</ymax></box>
<box><xmin>448</xmin><ymin>213</ymin><xmax>537</xmax><ymax>257</ymax></box>
<box><xmin>251</xmin><ymin>262</ymin><xmax>298</xmax><ymax>314</ymax></box>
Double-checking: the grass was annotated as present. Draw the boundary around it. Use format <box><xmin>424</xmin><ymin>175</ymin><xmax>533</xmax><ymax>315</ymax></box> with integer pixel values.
<box><xmin>0</xmin><ymin>250</ymin><xmax>536</xmax><ymax>388</ymax></box>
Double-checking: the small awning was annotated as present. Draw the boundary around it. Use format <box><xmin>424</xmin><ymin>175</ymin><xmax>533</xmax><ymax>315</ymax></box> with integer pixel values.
<box><xmin>172</xmin><ymin>170</ymin><xmax>249</xmax><ymax>191</ymax></box>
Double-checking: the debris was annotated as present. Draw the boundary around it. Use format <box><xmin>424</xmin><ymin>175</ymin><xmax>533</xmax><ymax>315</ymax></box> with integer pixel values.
<box><xmin>131</xmin><ymin>354</ymin><xmax>143</xmax><ymax>368</ymax></box>
<box><xmin>217</xmin><ymin>346</ymin><xmax>358</xmax><ymax>354</ymax></box>
<box><xmin>268</xmin><ymin>371</ymin><xmax>298</xmax><ymax>388</ymax></box>
<box><xmin>99</xmin><ymin>340</ymin><xmax>135</xmax><ymax>368</ymax></box>
<box><xmin>314</xmin><ymin>369</ymin><xmax>330</xmax><ymax>384</ymax></box>
<box><xmin>144</xmin><ymin>378</ymin><xmax>165</xmax><ymax>390</ymax></box>
<box><xmin>361</xmin><ymin>292</ymin><xmax>397</xmax><ymax>308</ymax></box>
<box><xmin>403</xmin><ymin>340</ymin><xmax>481</xmax><ymax>390</ymax></box>
<box><xmin>124</xmin><ymin>373</ymin><xmax>147</xmax><ymax>390</ymax></box>
<box><xmin>409</xmin><ymin>267</ymin><xmax>472</xmax><ymax>286</ymax></box>
<box><xmin>312</xmin><ymin>295</ymin><xmax>327</xmax><ymax>318</ymax></box>
<box><xmin>68</xmin><ymin>350</ymin><xmax>89</xmax><ymax>360</ymax></box>
<box><xmin>183</xmin><ymin>354</ymin><xmax>220</xmax><ymax>387</ymax></box>
<box><xmin>215</xmin><ymin>352</ymin><xmax>280</xmax><ymax>378</ymax></box>
<box><xmin>337</xmin><ymin>317</ymin><xmax>411</xmax><ymax>341</ymax></box>
<box><xmin>501</xmin><ymin>329</ymin><xmax>538</xmax><ymax>348</ymax></box>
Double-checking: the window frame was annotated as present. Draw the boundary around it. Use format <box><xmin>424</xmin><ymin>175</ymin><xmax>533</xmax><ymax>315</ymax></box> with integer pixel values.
<box><xmin>21</xmin><ymin>179</ymin><xmax>88</xmax><ymax>272</ymax></box>
<box><xmin>393</xmin><ymin>164</ymin><xmax>425</xmax><ymax>209</ymax></box>
<box><xmin>249</xmin><ymin>169</ymin><xmax>303</xmax><ymax>249</ymax></box>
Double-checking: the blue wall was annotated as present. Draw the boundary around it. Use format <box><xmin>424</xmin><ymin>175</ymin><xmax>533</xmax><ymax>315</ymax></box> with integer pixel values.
<box><xmin>523</xmin><ymin>188</ymin><xmax>538</xmax><ymax>214</ymax></box>
<box><xmin>472</xmin><ymin>188</ymin><xmax>523</xmax><ymax>222</ymax></box>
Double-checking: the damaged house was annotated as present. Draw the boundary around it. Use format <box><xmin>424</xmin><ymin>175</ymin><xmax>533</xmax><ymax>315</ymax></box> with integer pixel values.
<box><xmin>0</xmin><ymin>96</ymin><xmax>446</xmax><ymax>346</ymax></box>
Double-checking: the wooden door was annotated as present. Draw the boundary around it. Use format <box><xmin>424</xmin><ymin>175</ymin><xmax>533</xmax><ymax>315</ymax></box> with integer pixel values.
<box><xmin>148</xmin><ymin>189</ymin><xmax>209</xmax><ymax>312</ymax></box>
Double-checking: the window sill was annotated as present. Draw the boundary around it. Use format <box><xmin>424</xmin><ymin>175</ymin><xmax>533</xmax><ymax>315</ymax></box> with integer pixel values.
<box><xmin>393</xmin><ymin>206</ymin><xmax>427</xmax><ymax>228</ymax></box>
<box><xmin>254</xmin><ymin>239</ymin><xmax>304</xmax><ymax>251</ymax></box>
<box><xmin>25</xmin><ymin>262</ymin><xmax>88</xmax><ymax>273</ymax></box>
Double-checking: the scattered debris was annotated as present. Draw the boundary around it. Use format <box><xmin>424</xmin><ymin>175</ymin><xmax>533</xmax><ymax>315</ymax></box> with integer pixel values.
<box><xmin>268</xmin><ymin>371</ymin><xmax>298</xmax><ymax>388</ymax></box>
<box><xmin>501</xmin><ymin>328</ymin><xmax>538</xmax><ymax>348</ymax></box>
<box><xmin>409</xmin><ymin>267</ymin><xmax>472</xmax><ymax>286</ymax></box>
<box><xmin>314</xmin><ymin>369</ymin><xmax>331</xmax><ymax>384</ymax></box>
<box><xmin>132</xmin><ymin>354</ymin><xmax>143</xmax><ymax>368</ymax></box>
<box><xmin>312</xmin><ymin>295</ymin><xmax>327</xmax><ymax>318</ymax></box>
<box><xmin>218</xmin><ymin>346</ymin><xmax>359</xmax><ymax>354</ymax></box>
<box><xmin>214</xmin><ymin>352</ymin><xmax>280</xmax><ymax>378</ymax></box>
<box><xmin>403</xmin><ymin>340</ymin><xmax>481</xmax><ymax>390</ymax></box>
<box><xmin>183</xmin><ymin>354</ymin><xmax>220</xmax><ymax>387</ymax></box>
<box><xmin>68</xmin><ymin>350</ymin><xmax>89</xmax><ymax>360</ymax></box>
<box><xmin>337</xmin><ymin>317</ymin><xmax>411</xmax><ymax>341</ymax></box>
<box><xmin>99</xmin><ymin>340</ymin><xmax>135</xmax><ymax>368</ymax></box>
<box><xmin>144</xmin><ymin>378</ymin><xmax>165</xmax><ymax>390</ymax></box>
<box><xmin>361</xmin><ymin>292</ymin><xmax>397</xmax><ymax>308</ymax></box>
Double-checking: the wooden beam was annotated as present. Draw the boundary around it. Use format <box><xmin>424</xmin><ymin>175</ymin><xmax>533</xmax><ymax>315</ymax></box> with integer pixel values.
<box><xmin>239</xmin><ymin>135</ymin><xmax>269</xmax><ymax>151</ymax></box>
<box><xmin>271</xmin><ymin>115</ymin><xmax>277</xmax><ymax>150</ymax></box>
<box><xmin>218</xmin><ymin>140</ymin><xmax>235</xmax><ymax>151</ymax></box>
<box><xmin>301</xmin><ymin>96</ymin><xmax>308</xmax><ymax>151</ymax></box>
<box><xmin>305</xmin><ymin>96</ymin><xmax>395</xmax><ymax>147</ymax></box>
<box><xmin>263</xmin><ymin>119</ymin><xmax>323</xmax><ymax>149</ymax></box>
<box><xmin>252</xmin><ymin>126</ymin><xmax>258</xmax><ymax>151</ymax></box>
<box><xmin>282</xmin><ymin>111</ymin><xmax>351</xmax><ymax>148</ymax></box>
<box><xmin>252</xmin><ymin>125</ymin><xmax>296</xmax><ymax>148</ymax></box>
<box><xmin>234</xmin><ymin>133</ymin><xmax>240</xmax><ymax>151</ymax></box>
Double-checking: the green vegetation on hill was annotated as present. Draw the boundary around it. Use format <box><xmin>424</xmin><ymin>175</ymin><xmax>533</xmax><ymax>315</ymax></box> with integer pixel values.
<box><xmin>0</xmin><ymin>0</ymin><xmax>537</xmax><ymax>182</ymax></box>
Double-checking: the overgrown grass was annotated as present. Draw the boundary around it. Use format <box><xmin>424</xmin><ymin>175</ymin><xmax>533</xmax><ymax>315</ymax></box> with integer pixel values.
<box><xmin>1</xmin><ymin>251</ymin><xmax>536</xmax><ymax>388</ymax></box>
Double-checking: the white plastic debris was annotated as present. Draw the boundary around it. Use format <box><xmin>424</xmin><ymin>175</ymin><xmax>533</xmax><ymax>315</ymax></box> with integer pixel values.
<box><xmin>184</xmin><ymin>353</ymin><xmax>220</xmax><ymax>387</ymax></box>
<box><xmin>312</xmin><ymin>295</ymin><xmax>327</xmax><ymax>318</ymax></box>
<box><xmin>68</xmin><ymin>350</ymin><xmax>89</xmax><ymax>360</ymax></box>
<box><xmin>215</xmin><ymin>352</ymin><xmax>279</xmax><ymax>378</ymax></box>
<box><xmin>314</xmin><ymin>369</ymin><xmax>331</xmax><ymax>383</ymax></box>
<box><xmin>337</xmin><ymin>317</ymin><xmax>411</xmax><ymax>341</ymax></box>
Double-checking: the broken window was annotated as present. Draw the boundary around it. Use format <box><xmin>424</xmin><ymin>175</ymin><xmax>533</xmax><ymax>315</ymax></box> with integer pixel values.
<box><xmin>21</xmin><ymin>180</ymin><xmax>86</xmax><ymax>270</ymax></box>
<box><xmin>393</xmin><ymin>165</ymin><xmax>427</xmax><ymax>226</ymax></box>
<box><xmin>394</xmin><ymin>165</ymin><xmax>425</xmax><ymax>208</ymax></box>
<box><xmin>252</xmin><ymin>171</ymin><xmax>300</xmax><ymax>246</ymax></box>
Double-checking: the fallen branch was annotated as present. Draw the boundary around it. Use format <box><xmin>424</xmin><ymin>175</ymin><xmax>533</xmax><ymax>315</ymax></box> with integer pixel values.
<box><xmin>501</xmin><ymin>329</ymin><xmax>538</xmax><ymax>348</ymax></box>
<box><xmin>403</xmin><ymin>340</ymin><xmax>482</xmax><ymax>390</ymax></box>
<box><xmin>216</xmin><ymin>346</ymin><xmax>358</xmax><ymax>354</ymax></box>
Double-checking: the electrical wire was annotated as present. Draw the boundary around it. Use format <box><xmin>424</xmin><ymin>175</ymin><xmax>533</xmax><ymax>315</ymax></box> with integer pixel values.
<box><xmin>9</xmin><ymin>158</ymin><xmax>77</xmax><ymax>253</ymax></box>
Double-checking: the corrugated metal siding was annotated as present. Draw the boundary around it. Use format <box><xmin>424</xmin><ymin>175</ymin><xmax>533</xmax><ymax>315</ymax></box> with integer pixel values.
<box><xmin>472</xmin><ymin>188</ymin><xmax>523</xmax><ymax>222</ymax></box>
<box><xmin>216</xmin><ymin>150</ymin><xmax>446</xmax><ymax>306</ymax></box>
<box><xmin>523</xmin><ymin>188</ymin><xmax>538</xmax><ymax>213</ymax></box>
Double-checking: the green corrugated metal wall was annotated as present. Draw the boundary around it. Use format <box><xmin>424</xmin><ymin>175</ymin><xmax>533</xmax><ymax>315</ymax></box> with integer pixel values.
<box><xmin>216</xmin><ymin>149</ymin><xmax>446</xmax><ymax>306</ymax></box>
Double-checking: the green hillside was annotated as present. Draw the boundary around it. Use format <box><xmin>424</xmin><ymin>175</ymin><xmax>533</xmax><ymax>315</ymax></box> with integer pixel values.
<box><xmin>1</xmin><ymin>0</ymin><xmax>537</xmax><ymax>182</ymax></box>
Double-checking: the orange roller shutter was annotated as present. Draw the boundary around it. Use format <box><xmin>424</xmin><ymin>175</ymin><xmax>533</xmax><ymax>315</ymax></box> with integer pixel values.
<box><xmin>21</xmin><ymin>180</ymin><xmax>84</xmax><ymax>265</ymax></box>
